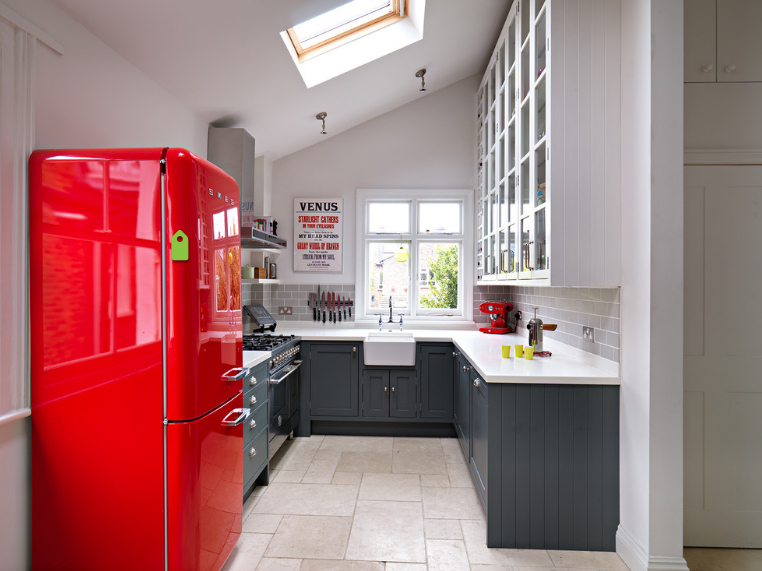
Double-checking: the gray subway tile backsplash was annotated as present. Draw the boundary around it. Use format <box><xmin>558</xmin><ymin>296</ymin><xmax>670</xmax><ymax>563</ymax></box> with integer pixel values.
<box><xmin>474</xmin><ymin>284</ymin><xmax>621</xmax><ymax>364</ymax></box>
<box><xmin>243</xmin><ymin>283</ymin><xmax>357</xmax><ymax>323</ymax></box>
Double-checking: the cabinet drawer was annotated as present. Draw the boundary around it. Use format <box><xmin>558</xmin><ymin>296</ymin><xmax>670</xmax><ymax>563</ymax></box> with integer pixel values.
<box><xmin>244</xmin><ymin>375</ymin><xmax>268</xmax><ymax>410</ymax></box>
<box><xmin>244</xmin><ymin>400</ymin><xmax>268</xmax><ymax>447</ymax></box>
<box><xmin>244</xmin><ymin>363</ymin><xmax>267</xmax><ymax>391</ymax></box>
<box><xmin>243</xmin><ymin>427</ymin><xmax>268</xmax><ymax>485</ymax></box>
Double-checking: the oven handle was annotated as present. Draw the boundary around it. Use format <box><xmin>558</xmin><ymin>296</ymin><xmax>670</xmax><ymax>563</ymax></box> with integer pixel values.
<box><xmin>270</xmin><ymin>360</ymin><xmax>303</xmax><ymax>385</ymax></box>
<box><xmin>221</xmin><ymin>408</ymin><xmax>250</xmax><ymax>427</ymax></box>
<box><xmin>221</xmin><ymin>367</ymin><xmax>250</xmax><ymax>381</ymax></box>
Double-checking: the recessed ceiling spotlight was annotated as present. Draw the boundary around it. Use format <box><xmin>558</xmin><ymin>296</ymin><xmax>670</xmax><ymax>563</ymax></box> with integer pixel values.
<box><xmin>415</xmin><ymin>68</ymin><xmax>426</xmax><ymax>92</ymax></box>
<box><xmin>316</xmin><ymin>112</ymin><xmax>327</xmax><ymax>135</ymax></box>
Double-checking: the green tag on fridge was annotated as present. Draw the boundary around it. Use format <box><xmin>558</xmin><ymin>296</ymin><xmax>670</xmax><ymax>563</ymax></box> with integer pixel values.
<box><xmin>171</xmin><ymin>230</ymin><xmax>189</xmax><ymax>261</ymax></box>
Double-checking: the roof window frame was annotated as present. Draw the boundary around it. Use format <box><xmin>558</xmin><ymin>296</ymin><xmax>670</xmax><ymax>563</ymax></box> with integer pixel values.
<box><xmin>286</xmin><ymin>0</ymin><xmax>407</xmax><ymax>62</ymax></box>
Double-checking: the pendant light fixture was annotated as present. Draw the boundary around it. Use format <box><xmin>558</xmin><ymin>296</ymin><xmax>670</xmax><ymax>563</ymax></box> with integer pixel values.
<box><xmin>394</xmin><ymin>235</ymin><xmax>409</xmax><ymax>262</ymax></box>
<box><xmin>415</xmin><ymin>68</ymin><xmax>426</xmax><ymax>92</ymax></box>
<box><xmin>316</xmin><ymin>112</ymin><xmax>327</xmax><ymax>135</ymax></box>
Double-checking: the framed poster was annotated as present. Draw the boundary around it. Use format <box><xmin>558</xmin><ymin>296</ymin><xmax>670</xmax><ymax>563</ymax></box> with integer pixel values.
<box><xmin>294</xmin><ymin>198</ymin><xmax>343</xmax><ymax>272</ymax></box>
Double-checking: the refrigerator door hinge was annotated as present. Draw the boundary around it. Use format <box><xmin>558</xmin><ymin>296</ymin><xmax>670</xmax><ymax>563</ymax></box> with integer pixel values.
<box><xmin>160</xmin><ymin>157</ymin><xmax>166</xmax><ymax>173</ymax></box>
<box><xmin>163</xmin><ymin>418</ymin><xmax>168</xmax><ymax>425</ymax></box>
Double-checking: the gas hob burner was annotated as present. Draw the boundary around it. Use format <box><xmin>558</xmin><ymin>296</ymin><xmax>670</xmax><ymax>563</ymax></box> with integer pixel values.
<box><xmin>243</xmin><ymin>334</ymin><xmax>296</xmax><ymax>352</ymax></box>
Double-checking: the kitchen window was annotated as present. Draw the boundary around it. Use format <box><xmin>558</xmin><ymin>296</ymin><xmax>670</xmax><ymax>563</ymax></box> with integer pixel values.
<box><xmin>286</xmin><ymin>0</ymin><xmax>406</xmax><ymax>62</ymax></box>
<box><xmin>356</xmin><ymin>189</ymin><xmax>473</xmax><ymax>323</ymax></box>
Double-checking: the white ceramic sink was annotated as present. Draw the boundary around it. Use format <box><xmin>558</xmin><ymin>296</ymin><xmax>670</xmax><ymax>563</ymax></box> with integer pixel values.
<box><xmin>363</xmin><ymin>332</ymin><xmax>416</xmax><ymax>366</ymax></box>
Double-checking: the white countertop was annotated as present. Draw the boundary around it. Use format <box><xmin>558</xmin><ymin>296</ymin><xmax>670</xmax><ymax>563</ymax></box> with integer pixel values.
<box><xmin>243</xmin><ymin>350</ymin><xmax>270</xmax><ymax>369</ymax></box>
<box><xmin>272</xmin><ymin>325</ymin><xmax>620</xmax><ymax>385</ymax></box>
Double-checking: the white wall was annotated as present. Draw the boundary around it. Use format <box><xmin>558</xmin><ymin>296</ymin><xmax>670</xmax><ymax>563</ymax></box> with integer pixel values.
<box><xmin>270</xmin><ymin>74</ymin><xmax>478</xmax><ymax>284</ymax></box>
<box><xmin>6</xmin><ymin>0</ymin><xmax>208</xmax><ymax>154</ymax></box>
<box><xmin>618</xmin><ymin>1</ymin><xmax>687</xmax><ymax>570</ymax></box>
<box><xmin>0</xmin><ymin>1</ymin><xmax>207</xmax><ymax>569</ymax></box>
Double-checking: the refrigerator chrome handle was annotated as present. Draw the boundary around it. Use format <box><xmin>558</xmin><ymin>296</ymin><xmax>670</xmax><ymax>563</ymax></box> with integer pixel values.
<box><xmin>222</xmin><ymin>367</ymin><xmax>250</xmax><ymax>381</ymax></box>
<box><xmin>221</xmin><ymin>408</ymin><xmax>250</xmax><ymax>426</ymax></box>
<box><xmin>269</xmin><ymin>360</ymin><xmax>303</xmax><ymax>385</ymax></box>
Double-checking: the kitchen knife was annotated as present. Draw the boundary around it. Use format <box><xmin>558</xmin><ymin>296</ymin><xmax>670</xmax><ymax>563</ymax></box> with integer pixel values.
<box><xmin>310</xmin><ymin>293</ymin><xmax>317</xmax><ymax>322</ymax></box>
<box><xmin>328</xmin><ymin>292</ymin><xmax>332</xmax><ymax>323</ymax></box>
<box><xmin>338</xmin><ymin>295</ymin><xmax>341</xmax><ymax>323</ymax></box>
<box><xmin>348</xmin><ymin>297</ymin><xmax>352</xmax><ymax>319</ymax></box>
<box><xmin>321</xmin><ymin>291</ymin><xmax>326</xmax><ymax>323</ymax></box>
<box><xmin>343</xmin><ymin>296</ymin><xmax>348</xmax><ymax>320</ymax></box>
<box><xmin>332</xmin><ymin>292</ymin><xmax>337</xmax><ymax>323</ymax></box>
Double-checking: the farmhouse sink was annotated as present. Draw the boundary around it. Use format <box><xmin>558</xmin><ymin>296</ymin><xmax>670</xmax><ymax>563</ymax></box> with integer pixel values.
<box><xmin>363</xmin><ymin>332</ymin><xmax>416</xmax><ymax>366</ymax></box>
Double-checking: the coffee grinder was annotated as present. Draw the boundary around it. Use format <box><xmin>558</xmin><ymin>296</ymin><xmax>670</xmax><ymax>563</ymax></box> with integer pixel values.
<box><xmin>478</xmin><ymin>301</ymin><xmax>515</xmax><ymax>334</ymax></box>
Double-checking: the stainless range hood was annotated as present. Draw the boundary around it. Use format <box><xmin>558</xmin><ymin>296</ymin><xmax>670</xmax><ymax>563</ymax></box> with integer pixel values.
<box><xmin>241</xmin><ymin>226</ymin><xmax>287</xmax><ymax>249</ymax></box>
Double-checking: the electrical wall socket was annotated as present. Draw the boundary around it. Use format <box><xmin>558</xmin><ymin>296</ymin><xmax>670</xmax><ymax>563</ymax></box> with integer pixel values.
<box><xmin>582</xmin><ymin>326</ymin><xmax>595</xmax><ymax>342</ymax></box>
<box><xmin>278</xmin><ymin>306</ymin><xmax>293</xmax><ymax>315</ymax></box>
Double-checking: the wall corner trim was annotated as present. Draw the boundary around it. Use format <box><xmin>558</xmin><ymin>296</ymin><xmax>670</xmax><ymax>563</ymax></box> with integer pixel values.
<box><xmin>684</xmin><ymin>148</ymin><xmax>762</xmax><ymax>165</ymax></box>
<box><xmin>0</xmin><ymin>2</ymin><xmax>64</xmax><ymax>54</ymax></box>
<box><xmin>616</xmin><ymin>525</ymin><xmax>690</xmax><ymax>571</ymax></box>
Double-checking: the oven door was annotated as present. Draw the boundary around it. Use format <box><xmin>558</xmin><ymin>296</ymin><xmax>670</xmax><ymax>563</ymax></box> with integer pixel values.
<box><xmin>269</xmin><ymin>360</ymin><xmax>302</xmax><ymax>458</ymax></box>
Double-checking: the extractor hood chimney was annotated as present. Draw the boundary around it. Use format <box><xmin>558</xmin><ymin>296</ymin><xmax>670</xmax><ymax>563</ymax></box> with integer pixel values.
<box><xmin>207</xmin><ymin>127</ymin><xmax>283</xmax><ymax>249</ymax></box>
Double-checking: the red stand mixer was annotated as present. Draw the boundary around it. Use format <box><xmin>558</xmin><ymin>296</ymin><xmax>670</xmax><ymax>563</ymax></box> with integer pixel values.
<box><xmin>479</xmin><ymin>301</ymin><xmax>515</xmax><ymax>334</ymax></box>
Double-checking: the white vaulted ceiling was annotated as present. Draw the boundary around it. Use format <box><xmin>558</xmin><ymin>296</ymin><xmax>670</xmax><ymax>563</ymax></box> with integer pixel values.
<box><xmin>50</xmin><ymin>0</ymin><xmax>511</xmax><ymax>159</ymax></box>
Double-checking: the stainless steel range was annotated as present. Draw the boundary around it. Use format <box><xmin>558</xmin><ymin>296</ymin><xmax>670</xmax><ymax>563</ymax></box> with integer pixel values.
<box><xmin>243</xmin><ymin>306</ymin><xmax>301</xmax><ymax>459</ymax></box>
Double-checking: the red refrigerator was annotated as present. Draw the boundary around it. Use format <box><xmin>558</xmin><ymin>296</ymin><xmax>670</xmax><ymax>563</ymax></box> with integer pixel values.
<box><xmin>29</xmin><ymin>148</ymin><xmax>246</xmax><ymax>571</ymax></box>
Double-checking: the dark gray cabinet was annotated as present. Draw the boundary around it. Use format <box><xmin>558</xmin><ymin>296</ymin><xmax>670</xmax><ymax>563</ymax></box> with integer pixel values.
<box><xmin>457</xmin><ymin>353</ymin><xmax>620</xmax><ymax>552</ymax></box>
<box><xmin>453</xmin><ymin>352</ymin><xmax>470</xmax><ymax>459</ymax></box>
<box><xmin>390</xmin><ymin>370</ymin><xmax>417</xmax><ymax>418</ymax></box>
<box><xmin>469</xmin><ymin>371</ymin><xmax>488</xmax><ymax>507</ymax></box>
<box><xmin>419</xmin><ymin>344</ymin><xmax>454</xmax><ymax>419</ymax></box>
<box><xmin>308</xmin><ymin>342</ymin><xmax>359</xmax><ymax>417</ymax></box>
<box><xmin>361</xmin><ymin>369</ymin><xmax>418</xmax><ymax>419</ymax></box>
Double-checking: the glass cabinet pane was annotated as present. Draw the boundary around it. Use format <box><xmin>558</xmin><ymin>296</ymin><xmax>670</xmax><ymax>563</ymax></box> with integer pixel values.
<box><xmin>492</xmin><ymin>189</ymin><xmax>500</xmax><ymax>232</ymax></box>
<box><xmin>498</xmin><ymin>137</ymin><xmax>504</xmax><ymax>180</ymax></box>
<box><xmin>508</xmin><ymin>18</ymin><xmax>516</xmax><ymax>67</ymax></box>
<box><xmin>535</xmin><ymin>209</ymin><xmax>547</xmax><ymax>271</ymax></box>
<box><xmin>521</xmin><ymin>0</ymin><xmax>530</xmax><ymax>45</ymax></box>
<box><xmin>499</xmin><ymin>183</ymin><xmax>507</xmax><ymax>227</ymax></box>
<box><xmin>521</xmin><ymin>159</ymin><xmax>530</xmax><ymax>214</ymax></box>
<box><xmin>536</xmin><ymin>11</ymin><xmax>547</xmax><ymax>78</ymax></box>
<box><xmin>536</xmin><ymin>144</ymin><xmax>547</xmax><ymax>206</ymax></box>
<box><xmin>508</xmin><ymin>227</ymin><xmax>517</xmax><ymax>273</ymax></box>
<box><xmin>521</xmin><ymin>102</ymin><xmax>530</xmax><ymax>157</ymax></box>
<box><xmin>488</xmin><ymin>152</ymin><xmax>495</xmax><ymax>191</ymax></box>
<box><xmin>499</xmin><ymin>229</ymin><xmax>507</xmax><ymax>273</ymax></box>
<box><xmin>488</xmin><ymin>234</ymin><xmax>496</xmax><ymax>275</ymax></box>
<box><xmin>536</xmin><ymin>0</ymin><xmax>546</xmax><ymax>18</ymax></box>
<box><xmin>536</xmin><ymin>76</ymin><xmax>546</xmax><ymax>142</ymax></box>
<box><xmin>508</xmin><ymin>72</ymin><xmax>516</xmax><ymax>120</ymax></box>
<box><xmin>508</xmin><ymin>174</ymin><xmax>516</xmax><ymax>224</ymax></box>
<box><xmin>484</xmin><ymin>194</ymin><xmax>491</xmax><ymax>236</ymax></box>
<box><xmin>508</xmin><ymin>123</ymin><xmax>516</xmax><ymax>172</ymax></box>
<box><xmin>520</xmin><ymin>220</ymin><xmax>531</xmax><ymax>272</ymax></box>
<box><xmin>521</xmin><ymin>45</ymin><xmax>530</xmax><ymax>105</ymax></box>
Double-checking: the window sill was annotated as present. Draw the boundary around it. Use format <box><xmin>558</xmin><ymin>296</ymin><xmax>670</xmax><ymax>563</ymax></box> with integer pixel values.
<box><xmin>354</xmin><ymin>319</ymin><xmax>477</xmax><ymax>331</ymax></box>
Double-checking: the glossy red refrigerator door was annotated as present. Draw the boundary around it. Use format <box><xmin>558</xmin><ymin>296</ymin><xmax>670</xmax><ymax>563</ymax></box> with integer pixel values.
<box><xmin>166</xmin><ymin>393</ymin><xmax>244</xmax><ymax>571</ymax></box>
<box><xmin>30</xmin><ymin>148</ymin><xmax>167</xmax><ymax>571</ymax></box>
<box><xmin>163</xmin><ymin>148</ymin><xmax>243</xmax><ymax>422</ymax></box>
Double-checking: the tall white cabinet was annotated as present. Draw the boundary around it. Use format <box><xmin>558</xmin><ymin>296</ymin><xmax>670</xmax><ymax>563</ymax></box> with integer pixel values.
<box><xmin>476</xmin><ymin>0</ymin><xmax>621</xmax><ymax>287</ymax></box>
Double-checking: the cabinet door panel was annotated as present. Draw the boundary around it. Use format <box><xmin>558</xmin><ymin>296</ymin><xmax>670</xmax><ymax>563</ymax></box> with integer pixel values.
<box><xmin>361</xmin><ymin>370</ymin><xmax>389</xmax><ymax>418</ymax></box>
<box><xmin>455</xmin><ymin>355</ymin><xmax>471</xmax><ymax>458</ymax></box>
<box><xmin>420</xmin><ymin>345</ymin><xmax>454</xmax><ymax>419</ymax></box>
<box><xmin>390</xmin><ymin>370</ymin><xmax>418</xmax><ymax>418</ymax></box>
<box><xmin>685</xmin><ymin>0</ymin><xmax>717</xmax><ymax>82</ymax></box>
<box><xmin>309</xmin><ymin>343</ymin><xmax>359</xmax><ymax>417</ymax></box>
<box><xmin>718</xmin><ymin>0</ymin><xmax>762</xmax><ymax>82</ymax></box>
<box><xmin>470</xmin><ymin>374</ymin><xmax>488</xmax><ymax>508</ymax></box>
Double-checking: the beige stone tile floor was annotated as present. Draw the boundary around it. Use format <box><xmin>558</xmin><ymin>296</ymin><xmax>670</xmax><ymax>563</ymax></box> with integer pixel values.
<box><xmin>224</xmin><ymin>435</ymin><xmax>632</xmax><ymax>571</ymax></box>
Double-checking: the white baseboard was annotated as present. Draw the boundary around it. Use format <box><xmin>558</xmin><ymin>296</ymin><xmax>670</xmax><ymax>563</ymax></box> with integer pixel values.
<box><xmin>617</xmin><ymin>525</ymin><xmax>690</xmax><ymax>571</ymax></box>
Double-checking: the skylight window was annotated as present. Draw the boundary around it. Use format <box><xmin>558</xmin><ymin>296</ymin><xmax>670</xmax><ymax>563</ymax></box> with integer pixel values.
<box><xmin>287</xmin><ymin>0</ymin><xmax>406</xmax><ymax>61</ymax></box>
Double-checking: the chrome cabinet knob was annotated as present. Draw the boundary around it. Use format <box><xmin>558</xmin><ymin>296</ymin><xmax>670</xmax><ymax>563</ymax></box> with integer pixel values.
<box><xmin>384</xmin><ymin>387</ymin><xmax>388</xmax><ymax>392</ymax></box>
<box><xmin>473</xmin><ymin>378</ymin><xmax>480</xmax><ymax>388</ymax></box>
<box><xmin>249</xmin><ymin>419</ymin><xmax>256</xmax><ymax>429</ymax></box>
<box><xmin>391</xmin><ymin>387</ymin><xmax>396</xmax><ymax>393</ymax></box>
<box><xmin>463</xmin><ymin>365</ymin><xmax>470</xmax><ymax>372</ymax></box>
<box><xmin>250</xmin><ymin>395</ymin><xmax>257</xmax><ymax>405</ymax></box>
<box><xmin>249</xmin><ymin>377</ymin><xmax>257</xmax><ymax>386</ymax></box>
<box><xmin>353</xmin><ymin>346</ymin><xmax>357</xmax><ymax>352</ymax></box>
<box><xmin>725</xmin><ymin>64</ymin><xmax>736</xmax><ymax>73</ymax></box>
<box><xmin>249</xmin><ymin>447</ymin><xmax>256</xmax><ymax>458</ymax></box>
<box><xmin>452</xmin><ymin>352</ymin><xmax>459</xmax><ymax>357</ymax></box>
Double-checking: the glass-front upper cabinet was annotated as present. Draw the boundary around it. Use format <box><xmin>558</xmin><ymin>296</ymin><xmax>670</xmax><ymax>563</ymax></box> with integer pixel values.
<box><xmin>476</xmin><ymin>0</ymin><xmax>549</xmax><ymax>283</ymax></box>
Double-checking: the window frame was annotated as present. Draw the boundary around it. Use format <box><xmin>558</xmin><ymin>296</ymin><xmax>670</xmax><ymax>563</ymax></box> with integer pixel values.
<box><xmin>355</xmin><ymin>189</ymin><xmax>474</xmax><ymax>324</ymax></box>
<box><xmin>286</xmin><ymin>0</ymin><xmax>406</xmax><ymax>63</ymax></box>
